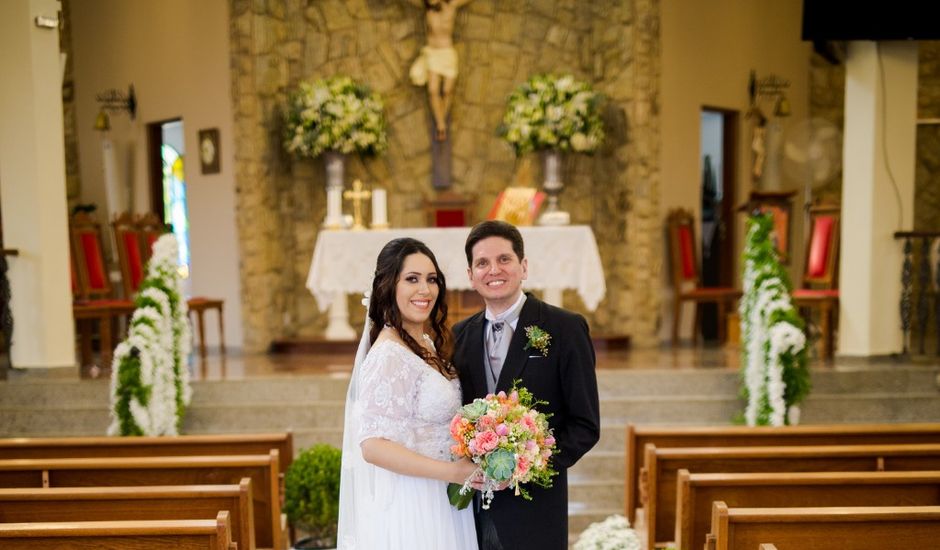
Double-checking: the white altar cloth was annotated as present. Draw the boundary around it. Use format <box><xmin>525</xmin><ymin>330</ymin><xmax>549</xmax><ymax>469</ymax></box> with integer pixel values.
<box><xmin>306</xmin><ymin>225</ymin><xmax>606</xmax><ymax>311</ymax></box>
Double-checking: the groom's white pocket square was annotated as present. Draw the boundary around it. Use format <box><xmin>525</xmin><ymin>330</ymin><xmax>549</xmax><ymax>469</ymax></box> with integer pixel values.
<box><xmin>527</xmin><ymin>354</ymin><xmax>545</xmax><ymax>359</ymax></box>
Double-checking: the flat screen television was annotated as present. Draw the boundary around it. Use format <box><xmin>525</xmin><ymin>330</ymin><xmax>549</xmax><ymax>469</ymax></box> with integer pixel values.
<box><xmin>802</xmin><ymin>1</ymin><xmax>940</xmax><ymax>41</ymax></box>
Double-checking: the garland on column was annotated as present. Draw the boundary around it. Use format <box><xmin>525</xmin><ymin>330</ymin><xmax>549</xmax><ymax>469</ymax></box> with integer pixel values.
<box><xmin>108</xmin><ymin>234</ymin><xmax>192</xmax><ymax>436</ymax></box>
<box><xmin>739</xmin><ymin>213</ymin><xmax>811</xmax><ymax>426</ymax></box>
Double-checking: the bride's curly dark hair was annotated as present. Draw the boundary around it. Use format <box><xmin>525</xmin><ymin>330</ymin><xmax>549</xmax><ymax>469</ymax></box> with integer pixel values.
<box><xmin>368</xmin><ymin>238</ymin><xmax>455</xmax><ymax>378</ymax></box>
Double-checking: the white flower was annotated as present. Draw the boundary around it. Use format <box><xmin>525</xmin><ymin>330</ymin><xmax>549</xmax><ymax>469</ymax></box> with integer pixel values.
<box><xmin>574</xmin><ymin>515</ymin><xmax>641</xmax><ymax>550</ymax></box>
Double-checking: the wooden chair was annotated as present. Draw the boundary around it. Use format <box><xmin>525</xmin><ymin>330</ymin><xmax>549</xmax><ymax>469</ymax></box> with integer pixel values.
<box><xmin>424</xmin><ymin>190</ymin><xmax>475</xmax><ymax>227</ymax></box>
<box><xmin>792</xmin><ymin>203</ymin><xmax>840</xmax><ymax>360</ymax></box>
<box><xmin>69</xmin><ymin>212</ymin><xmax>134</xmax><ymax>369</ymax></box>
<box><xmin>666</xmin><ymin>209</ymin><xmax>741</xmax><ymax>344</ymax></box>
<box><xmin>115</xmin><ymin>212</ymin><xmax>225</xmax><ymax>360</ymax></box>
<box><xmin>424</xmin><ymin>191</ymin><xmax>482</xmax><ymax>323</ymax></box>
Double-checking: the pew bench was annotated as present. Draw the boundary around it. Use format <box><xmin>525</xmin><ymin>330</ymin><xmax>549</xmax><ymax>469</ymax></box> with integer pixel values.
<box><xmin>705</xmin><ymin>503</ymin><xmax>940</xmax><ymax>550</ymax></box>
<box><xmin>0</xmin><ymin>451</ymin><xmax>284</xmax><ymax>550</ymax></box>
<box><xmin>0</xmin><ymin>432</ymin><xmax>294</xmax><ymax>476</ymax></box>
<box><xmin>625</xmin><ymin>422</ymin><xmax>940</xmax><ymax>523</ymax></box>
<box><xmin>643</xmin><ymin>442</ymin><xmax>940</xmax><ymax>550</ymax></box>
<box><xmin>675</xmin><ymin>470</ymin><xmax>940</xmax><ymax>550</ymax></box>
<box><xmin>0</xmin><ymin>479</ymin><xmax>255</xmax><ymax>550</ymax></box>
<box><xmin>0</xmin><ymin>510</ymin><xmax>236</xmax><ymax>549</ymax></box>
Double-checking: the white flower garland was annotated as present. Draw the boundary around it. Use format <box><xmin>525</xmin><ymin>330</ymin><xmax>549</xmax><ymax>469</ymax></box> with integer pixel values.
<box><xmin>108</xmin><ymin>234</ymin><xmax>192</xmax><ymax>436</ymax></box>
<box><xmin>739</xmin><ymin>217</ymin><xmax>809</xmax><ymax>426</ymax></box>
<box><xmin>573</xmin><ymin>515</ymin><xmax>641</xmax><ymax>550</ymax></box>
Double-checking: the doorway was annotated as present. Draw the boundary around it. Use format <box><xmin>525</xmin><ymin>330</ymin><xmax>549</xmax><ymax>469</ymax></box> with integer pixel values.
<box><xmin>699</xmin><ymin>108</ymin><xmax>737</xmax><ymax>340</ymax></box>
<box><xmin>147</xmin><ymin>119</ymin><xmax>190</xmax><ymax>282</ymax></box>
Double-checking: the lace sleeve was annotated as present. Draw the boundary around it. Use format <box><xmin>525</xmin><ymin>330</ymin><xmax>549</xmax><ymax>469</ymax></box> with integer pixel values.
<box><xmin>356</xmin><ymin>344</ymin><xmax>421</xmax><ymax>448</ymax></box>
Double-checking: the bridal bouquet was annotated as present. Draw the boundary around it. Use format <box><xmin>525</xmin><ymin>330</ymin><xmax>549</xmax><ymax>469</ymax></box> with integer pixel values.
<box><xmin>448</xmin><ymin>383</ymin><xmax>558</xmax><ymax>510</ymax></box>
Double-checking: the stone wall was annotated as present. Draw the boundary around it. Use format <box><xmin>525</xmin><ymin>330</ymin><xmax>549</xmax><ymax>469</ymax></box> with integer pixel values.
<box><xmin>230</xmin><ymin>0</ymin><xmax>659</xmax><ymax>351</ymax></box>
<box><xmin>60</xmin><ymin>0</ymin><xmax>81</xmax><ymax>201</ymax></box>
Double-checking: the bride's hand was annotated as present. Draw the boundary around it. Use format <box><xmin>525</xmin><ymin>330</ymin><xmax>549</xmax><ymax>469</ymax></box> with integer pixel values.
<box><xmin>452</xmin><ymin>458</ymin><xmax>479</xmax><ymax>484</ymax></box>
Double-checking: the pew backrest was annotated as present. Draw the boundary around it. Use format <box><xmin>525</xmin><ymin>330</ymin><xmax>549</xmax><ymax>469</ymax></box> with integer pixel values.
<box><xmin>644</xmin><ymin>442</ymin><xmax>940</xmax><ymax>550</ymax></box>
<box><xmin>0</xmin><ymin>479</ymin><xmax>255</xmax><ymax>550</ymax></box>
<box><xmin>0</xmin><ymin>510</ymin><xmax>235</xmax><ymax>550</ymax></box>
<box><xmin>625</xmin><ymin>422</ymin><xmax>940</xmax><ymax>523</ymax></box>
<box><xmin>0</xmin><ymin>451</ymin><xmax>281</xmax><ymax>550</ymax></box>
<box><xmin>707</xmin><ymin>502</ymin><xmax>940</xmax><ymax>550</ymax></box>
<box><xmin>675</xmin><ymin>469</ymin><xmax>940</xmax><ymax>550</ymax></box>
<box><xmin>0</xmin><ymin>432</ymin><xmax>294</xmax><ymax>475</ymax></box>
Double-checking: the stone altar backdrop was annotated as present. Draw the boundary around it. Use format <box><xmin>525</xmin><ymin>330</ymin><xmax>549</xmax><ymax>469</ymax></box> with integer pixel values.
<box><xmin>230</xmin><ymin>0</ymin><xmax>662</xmax><ymax>351</ymax></box>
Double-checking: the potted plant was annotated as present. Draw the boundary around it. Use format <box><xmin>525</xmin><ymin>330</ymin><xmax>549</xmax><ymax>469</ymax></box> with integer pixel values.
<box><xmin>285</xmin><ymin>444</ymin><xmax>342</xmax><ymax>549</ymax></box>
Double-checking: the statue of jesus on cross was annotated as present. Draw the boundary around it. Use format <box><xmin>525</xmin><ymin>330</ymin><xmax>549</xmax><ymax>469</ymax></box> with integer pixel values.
<box><xmin>408</xmin><ymin>0</ymin><xmax>473</xmax><ymax>142</ymax></box>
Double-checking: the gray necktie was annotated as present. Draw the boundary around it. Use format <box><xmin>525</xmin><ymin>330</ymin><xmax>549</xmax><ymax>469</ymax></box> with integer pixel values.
<box><xmin>485</xmin><ymin>320</ymin><xmax>513</xmax><ymax>393</ymax></box>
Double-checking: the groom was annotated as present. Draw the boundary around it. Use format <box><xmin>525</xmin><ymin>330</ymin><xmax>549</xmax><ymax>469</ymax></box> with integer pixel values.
<box><xmin>453</xmin><ymin>220</ymin><xmax>600</xmax><ymax>549</ymax></box>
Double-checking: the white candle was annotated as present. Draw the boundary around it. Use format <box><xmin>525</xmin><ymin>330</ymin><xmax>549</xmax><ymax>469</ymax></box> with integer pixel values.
<box><xmin>371</xmin><ymin>188</ymin><xmax>388</xmax><ymax>229</ymax></box>
<box><xmin>102</xmin><ymin>137</ymin><xmax>123</xmax><ymax>216</ymax></box>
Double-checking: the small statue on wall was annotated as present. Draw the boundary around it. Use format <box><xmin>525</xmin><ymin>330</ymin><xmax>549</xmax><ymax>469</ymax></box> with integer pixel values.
<box><xmin>408</xmin><ymin>0</ymin><xmax>472</xmax><ymax>143</ymax></box>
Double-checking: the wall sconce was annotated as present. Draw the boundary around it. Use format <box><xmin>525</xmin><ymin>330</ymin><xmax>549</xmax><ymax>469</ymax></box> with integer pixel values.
<box><xmin>94</xmin><ymin>84</ymin><xmax>136</xmax><ymax>129</ymax></box>
<box><xmin>748</xmin><ymin>71</ymin><xmax>791</xmax><ymax>119</ymax></box>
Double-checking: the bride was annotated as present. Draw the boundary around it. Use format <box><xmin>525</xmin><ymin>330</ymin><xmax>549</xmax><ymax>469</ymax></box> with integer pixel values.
<box><xmin>337</xmin><ymin>237</ymin><xmax>479</xmax><ymax>549</ymax></box>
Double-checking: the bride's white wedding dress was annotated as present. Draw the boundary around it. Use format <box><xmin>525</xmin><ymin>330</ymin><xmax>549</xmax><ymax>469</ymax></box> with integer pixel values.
<box><xmin>338</xmin><ymin>339</ymin><xmax>478</xmax><ymax>550</ymax></box>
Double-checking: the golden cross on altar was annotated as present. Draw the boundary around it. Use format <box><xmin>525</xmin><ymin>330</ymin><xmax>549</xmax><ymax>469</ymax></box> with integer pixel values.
<box><xmin>343</xmin><ymin>179</ymin><xmax>371</xmax><ymax>231</ymax></box>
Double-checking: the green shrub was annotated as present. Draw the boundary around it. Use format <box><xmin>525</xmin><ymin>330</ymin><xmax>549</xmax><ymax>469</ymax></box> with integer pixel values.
<box><xmin>284</xmin><ymin>444</ymin><xmax>342</xmax><ymax>544</ymax></box>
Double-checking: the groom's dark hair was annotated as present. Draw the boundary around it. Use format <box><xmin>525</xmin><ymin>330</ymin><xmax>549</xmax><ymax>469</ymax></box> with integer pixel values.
<box><xmin>464</xmin><ymin>220</ymin><xmax>525</xmax><ymax>265</ymax></box>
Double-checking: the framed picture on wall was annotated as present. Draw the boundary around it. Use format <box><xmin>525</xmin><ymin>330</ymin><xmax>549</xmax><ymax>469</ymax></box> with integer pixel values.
<box><xmin>198</xmin><ymin>128</ymin><xmax>220</xmax><ymax>175</ymax></box>
<box><xmin>740</xmin><ymin>190</ymin><xmax>796</xmax><ymax>263</ymax></box>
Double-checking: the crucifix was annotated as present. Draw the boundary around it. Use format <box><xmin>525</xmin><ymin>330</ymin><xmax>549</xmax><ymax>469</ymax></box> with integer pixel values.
<box><xmin>408</xmin><ymin>0</ymin><xmax>473</xmax><ymax>189</ymax></box>
<box><xmin>343</xmin><ymin>179</ymin><xmax>372</xmax><ymax>231</ymax></box>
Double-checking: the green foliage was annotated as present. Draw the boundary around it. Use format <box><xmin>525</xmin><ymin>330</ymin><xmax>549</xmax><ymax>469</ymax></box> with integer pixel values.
<box><xmin>284</xmin><ymin>444</ymin><xmax>342</xmax><ymax>541</ymax></box>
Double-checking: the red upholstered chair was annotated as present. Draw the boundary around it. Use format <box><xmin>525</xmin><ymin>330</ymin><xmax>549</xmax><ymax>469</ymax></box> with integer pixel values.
<box><xmin>69</xmin><ymin>212</ymin><xmax>134</xmax><ymax>371</ymax></box>
<box><xmin>667</xmin><ymin>208</ymin><xmax>741</xmax><ymax>345</ymax></box>
<box><xmin>111</xmin><ymin>212</ymin><xmax>147</xmax><ymax>299</ymax></box>
<box><xmin>424</xmin><ymin>191</ymin><xmax>475</xmax><ymax>228</ymax></box>
<box><xmin>792</xmin><ymin>203</ymin><xmax>841</xmax><ymax>360</ymax></box>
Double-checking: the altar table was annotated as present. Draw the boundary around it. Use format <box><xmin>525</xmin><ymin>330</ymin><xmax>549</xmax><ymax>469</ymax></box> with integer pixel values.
<box><xmin>306</xmin><ymin>226</ymin><xmax>606</xmax><ymax>339</ymax></box>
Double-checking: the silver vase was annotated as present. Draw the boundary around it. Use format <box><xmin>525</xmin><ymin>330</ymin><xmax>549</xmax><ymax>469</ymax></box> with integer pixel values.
<box><xmin>538</xmin><ymin>149</ymin><xmax>570</xmax><ymax>225</ymax></box>
<box><xmin>322</xmin><ymin>151</ymin><xmax>345</xmax><ymax>229</ymax></box>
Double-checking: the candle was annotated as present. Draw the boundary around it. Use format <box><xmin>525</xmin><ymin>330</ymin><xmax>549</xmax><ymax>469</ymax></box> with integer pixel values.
<box><xmin>371</xmin><ymin>188</ymin><xmax>388</xmax><ymax>229</ymax></box>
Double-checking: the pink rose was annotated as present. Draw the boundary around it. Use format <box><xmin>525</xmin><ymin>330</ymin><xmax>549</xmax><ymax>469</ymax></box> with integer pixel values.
<box><xmin>473</xmin><ymin>431</ymin><xmax>500</xmax><ymax>453</ymax></box>
<box><xmin>508</xmin><ymin>390</ymin><xmax>519</xmax><ymax>403</ymax></box>
<box><xmin>450</xmin><ymin>415</ymin><xmax>463</xmax><ymax>437</ymax></box>
<box><xmin>525</xmin><ymin>440</ymin><xmax>537</xmax><ymax>451</ymax></box>
<box><xmin>495</xmin><ymin>423</ymin><xmax>509</xmax><ymax>437</ymax></box>
<box><xmin>544</xmin><ymin>436</ymin><xmax>555</xmax><ymax>447</ymax></box>
<box><xmin>521</xmin><ymin>416</ymin><xmax>537</xmax><ymax>432</ymax></box>
<box><xmin>516</xmin><ymin>455</ymin><xmax>531</xmax><ymax>477</ymax></box>
<box><xmin>478</xmin><ymin>415</ymin><xmax>495</xmax><ymax>429</ymax></box>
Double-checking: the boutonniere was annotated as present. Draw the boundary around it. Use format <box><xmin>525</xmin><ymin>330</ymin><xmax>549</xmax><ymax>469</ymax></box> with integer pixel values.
<box><xmin>523</xmin><ymin>325</ymin><xmax>551</xmax><ymax>357</ymax></box>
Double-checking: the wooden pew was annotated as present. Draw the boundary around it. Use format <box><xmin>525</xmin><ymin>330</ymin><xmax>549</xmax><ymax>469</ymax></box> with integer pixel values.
<box><xmin>625</xmin><ymin>422</ymin><xmax>940</xmax><ymax>523</ymax></box>
<box><xmin>0</xmin><ymin>451</ymin><xmax>283</xmax><ymax>550</ymax></box>
<box><xmin>0</xmin><ymin>509</ymin><xmax>236</xmax><ymax>549</ymax></box>
<box><xmin>675</xmin><ymin>470</ymin><xmax>940</xmax><ymax>550</ymax></box>
<box><xmin>0</xmin><ymin>479</ymin><xmax>255</xmax><ymax>550</ymax></box>
<box><xmin>643</xmin><ymin>442</ymin><xmax>940</xmax><ymax>550</ymax></box>
<box><xmin>0</xmin><ymin>432</ymin><xmax>294</xmax><ymax>475</ymax></box>
<box><xmin>705</xmin><ymin>502</ymin><xmax>940</xmax><ymax>550</ymax></box>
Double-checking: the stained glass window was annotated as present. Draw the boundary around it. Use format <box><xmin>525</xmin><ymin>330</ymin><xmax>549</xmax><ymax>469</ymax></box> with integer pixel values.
<box><xmin>161</xmin><ymin>144</ymin><xmax>190</xmax><ymax>278</ymax></box>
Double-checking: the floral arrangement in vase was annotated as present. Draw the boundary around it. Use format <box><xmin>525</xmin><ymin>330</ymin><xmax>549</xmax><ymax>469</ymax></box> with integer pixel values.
<box><xmin>738</xmin><ymin>213</ymin><xmax>811</xmax><ymax>426</ymax></box>
<box><xmin>499</xmin><ymin>73</ymin><xmax>605</xmax><ymax>156</ymax></box>
<box><xmin>284</xmin><ymin>76</ymin><xmax>388</xmax><ymax>158</ymax></box>
<box><xmin>108</xmin><ymin>234</ymin><xmax>192</xmax><ymax>436</ymax></box>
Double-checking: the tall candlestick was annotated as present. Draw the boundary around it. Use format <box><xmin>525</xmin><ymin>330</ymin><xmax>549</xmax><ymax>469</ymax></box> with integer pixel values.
<box><xmin>371</xmin><ymin>188</ymin><xmax>389</xmax><ymax>229</ymax></box>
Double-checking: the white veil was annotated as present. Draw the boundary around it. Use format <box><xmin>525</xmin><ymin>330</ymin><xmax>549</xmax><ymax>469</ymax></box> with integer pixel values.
<box><xmin>336</xmin><ymin>292</ymin><xmax>375</xmax><ymax>549</ymax></box>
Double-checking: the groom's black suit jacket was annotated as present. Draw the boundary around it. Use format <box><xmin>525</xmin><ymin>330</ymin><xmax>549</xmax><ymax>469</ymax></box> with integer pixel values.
<box><xmin>453</xmin><ymin>294</ymin><xmax>600</xmax><ymax>550</ymax></box>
